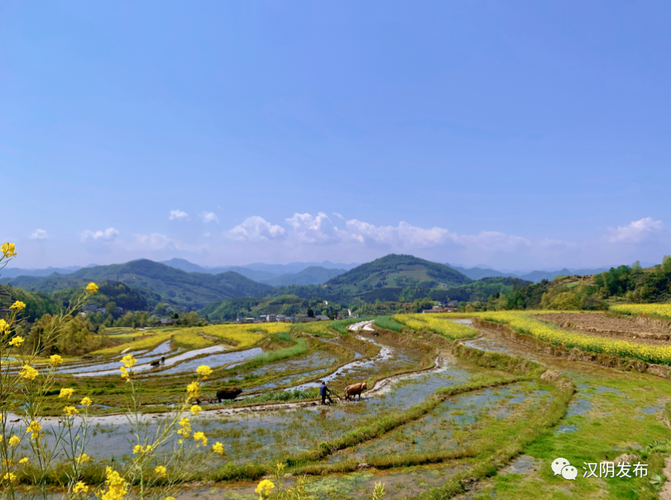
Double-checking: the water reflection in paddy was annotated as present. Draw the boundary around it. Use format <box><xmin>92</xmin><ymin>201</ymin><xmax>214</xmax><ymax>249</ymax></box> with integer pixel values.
<box><xmin>160</xmin><ymin>348</ymin><xmax>264</xmax><ymax>375</ymax></box>
<box><xmin>75</xmin><ymin>345</ymin><xmax>230</xmax><ymax>377</ymax></box>
<box><xmin>30</xmin><ymin>358</ymin><xmax>478</xmax><ymax>463</ymax></box>
<box><xmin>59</xmin><ymin>341</ymin><xmax>177</xmax><ymax>375</ymax></box>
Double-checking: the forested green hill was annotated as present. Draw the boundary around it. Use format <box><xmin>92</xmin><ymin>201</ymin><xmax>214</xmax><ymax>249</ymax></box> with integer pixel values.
<box><xmin>1</xmin><ymin>259</ymin><xmax>272</xmax><ymax>310</ymax></box>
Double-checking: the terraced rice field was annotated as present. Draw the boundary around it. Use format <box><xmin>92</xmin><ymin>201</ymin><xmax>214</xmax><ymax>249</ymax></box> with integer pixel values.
<box><xmin>8</xmin><ymin>310</ymin><xmax>671</xmax><ymax>499</ymax></box>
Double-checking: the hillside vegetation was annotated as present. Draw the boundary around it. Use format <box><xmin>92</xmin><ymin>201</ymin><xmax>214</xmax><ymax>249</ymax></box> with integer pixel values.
<box><xmin>1</xmin><ymin>259</ymin><xmax>272</xmax><ymax>310</ymax></box>
<box><xmin>490</xmin><ymin>257</ymin><xmax>671</xmax><ymax>311</ymax></box>
<box><xmin>261</xmin><ymin>266</ymin><xmax>346</xmax><ymax>286</ymax></box>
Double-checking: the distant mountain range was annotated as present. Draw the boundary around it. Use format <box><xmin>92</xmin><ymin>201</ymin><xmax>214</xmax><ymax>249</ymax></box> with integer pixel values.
<box><xmin>158</xmin><ymin>258</ymin><xmax>353</xmax><ymax>285</ymax></box>
<box><xmin>1</xmin><ymin>255</ymin><xmax>652</xmax><ymax>314</ymax></box>
<box><xmin>0</xmin><ymin>260</ymin><xmax>272</xmax><ymax>310</ymax></box>
<box><xmin>445</xmin><ymin>264</ymin><xmax>617</xmax><ymax>283</ymax></box>
<box><xmin>0</xmin><ymin>265</ymin><xmax>87</xmax><ymax>278</ymax></box>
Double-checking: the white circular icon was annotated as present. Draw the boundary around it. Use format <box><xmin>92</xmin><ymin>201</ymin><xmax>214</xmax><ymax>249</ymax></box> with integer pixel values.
<box><xmin>561</xmin><ymin>465</ymin><xmax>578</xmax><ymax>480</ymax></box>
<box><xmin>551</xmin><ymin>457</ymin><xmax>570</xmax><ymax>475</ymax></box>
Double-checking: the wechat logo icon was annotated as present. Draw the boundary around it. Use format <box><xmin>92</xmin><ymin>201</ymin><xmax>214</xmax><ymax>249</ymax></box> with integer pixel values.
<box><xmin>552</xmin><ymin>458</ymin><xmax>578</xmax><ymax>480</ymax></box>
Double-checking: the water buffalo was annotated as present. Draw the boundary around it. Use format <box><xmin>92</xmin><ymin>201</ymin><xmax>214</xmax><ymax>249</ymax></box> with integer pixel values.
<box><xmin>344</xmin><ymin>382</ymin><xmax>367</xmax><ymax>401</ymax></box>
<box><xmin>150</xmin><ymin>360</ymin><xmax>160</xmax><ymax>368</ymax></box>
<box><xmin>216</xmin><ymin>388</ymin><xmax>242</xmax><ymax>403</ymax></box>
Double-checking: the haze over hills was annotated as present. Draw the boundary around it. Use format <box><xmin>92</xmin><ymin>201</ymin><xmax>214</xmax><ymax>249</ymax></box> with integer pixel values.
<box><xmin>0</xmin><ymin>265</ymin><xmax>87</xmax><ymax>279</ymax></box>
<box><xmin>261</xmin><ymin>266</ymin><xmax>346</xmax><ymax>287</ymax></box>
<box><xmin>1</xmin><ymin>255</ymin><xmax>658</xmax><ymax>317</ymax></box>
<box><xmin>159</xmin><ymin>258</ymin><xmax>353</xmax><ymax>285</ymax></box>
<box><xmin>446</xmin><ymin>264</ymin><xmax>617</xmax><ymax>283</ymax></box>
<box><xmin>0</xmin><ymin>259</ymin><xmax>272</xmax><ymax>310</ymax></box>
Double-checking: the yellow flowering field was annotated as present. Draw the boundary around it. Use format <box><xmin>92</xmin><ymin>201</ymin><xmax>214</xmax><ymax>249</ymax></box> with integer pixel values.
<box><xmin>93</xmin><ymin>323</ymin><xmax>271</xmax><ymax>356</ymax></box>
<box><xmin>393</xmin><ymin>314</ymin><xmax>477</xmax><ymax>340</ymax></box>
<box><xmin>474</xmin><ymin>311</ymin><xmax>671</xmax><ymax>365</ymax></box>
<box><xmin>610</xmin><ymin>303</ymin><xmax>671</xmax><ymax>320</ymax></box>
<box><xmin>196</xmin><ymin>324</ymin><xmax>269</xmax><ymax>348</ymax></box>
<box><xmin>92</xmin><ymin>330</ymin><xmax>175</xmax><ymax>356</ymax></box>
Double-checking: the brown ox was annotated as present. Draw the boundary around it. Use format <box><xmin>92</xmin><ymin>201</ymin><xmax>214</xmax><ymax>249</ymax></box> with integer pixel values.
<box><xmin>344</xmin><ymin>382</ymin><xmax>367</xmax><ymax>401</ymax></box>
<box><xmin>216</xmin><ymin>388</ymin><xmax>242</xmax><ymax>403</ymax></box>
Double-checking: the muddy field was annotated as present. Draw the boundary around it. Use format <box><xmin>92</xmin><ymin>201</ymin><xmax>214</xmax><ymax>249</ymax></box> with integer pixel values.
<box><xmin>536</xmin><ymin>311</ymin><xmax>671</xmax><ymax>345</ymax></box>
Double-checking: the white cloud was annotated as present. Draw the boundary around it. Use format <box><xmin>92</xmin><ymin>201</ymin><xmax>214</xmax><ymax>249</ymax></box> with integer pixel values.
<box><xmin>169</xmin><ymin>209</ymin><xmax>189</xmax><ymax>221</ymax></box>
<box><xmin>81</xmin><ymin>227</ymin><xmax>119</xmax><ymax>242</ymax></box>
<box><xmin>201</xmin><ymin>212</ymin><xmax>219</xmax><ymax>224</ymax></box>
<box><xmin>227</xmin><ymin>216</ymin><xmax>286</xmax><ymax>242</ymax></box>
<box><xmin>286</xmin><ymin>212</ymin><xmax>342</xmax><ymax>244</ymax></box>
<box><xmin>30</xmin><ymin>229</ymin><xmax>48</xmax><ymax>240</ymax></box>
<box><xmin>608</xmin><ymin>217</ymin><xmax>664</xmax><ymax>243</ymax></box>
<box><xmin>343</xmin><ymin>219</ymin><xmax>452</xmax><ymax>247</ymax></box>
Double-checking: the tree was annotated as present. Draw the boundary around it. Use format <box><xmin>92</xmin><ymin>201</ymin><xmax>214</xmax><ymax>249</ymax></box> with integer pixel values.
<box><xmin>306</xmin><ymin>307</ymin><xmax>314</xmax><ymax>318</ymax></box>
<box><xmin>546</xmin><ymin>292</ymin><xmax>580</xmax><ymax>310</ymax></box>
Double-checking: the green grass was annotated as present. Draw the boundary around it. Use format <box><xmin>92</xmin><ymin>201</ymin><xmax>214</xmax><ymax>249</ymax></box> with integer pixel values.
<box><xmin>373</xmin><ymin>315</ymin><xmax>404</xmax><ymax>332</ymax></box>
<box><xmin>230</xmin><ymin>338</ymin><xmax>309</xmax><ymax>372</ymax></box>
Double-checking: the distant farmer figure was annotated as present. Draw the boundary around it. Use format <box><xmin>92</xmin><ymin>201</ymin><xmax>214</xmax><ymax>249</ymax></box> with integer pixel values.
<box><xmin>320</xmin><ymin>381</ymin><xmax>333</xmax><ymax>405</ymax></box>
<box><xmin>160</xmin><ymin>356</ymin><xmax>165</xmax><ymax>365</ymax></box>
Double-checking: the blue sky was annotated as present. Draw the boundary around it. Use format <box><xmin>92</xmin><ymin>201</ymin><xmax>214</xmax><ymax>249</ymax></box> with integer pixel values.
<box><xmin>2</xmin><ymin>1</ymin><xmax>670</xmax><ymax>270</ymax></box>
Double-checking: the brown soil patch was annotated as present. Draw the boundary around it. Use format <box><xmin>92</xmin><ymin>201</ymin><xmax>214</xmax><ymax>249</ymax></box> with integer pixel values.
<box><xmin>536</xmin><ymin>313</ymin><xmax>671</xmax><ymax>346</ymax></box>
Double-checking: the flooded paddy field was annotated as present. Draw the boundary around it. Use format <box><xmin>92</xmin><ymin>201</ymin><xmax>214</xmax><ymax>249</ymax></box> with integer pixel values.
<box><xmin>11</xmin><ymin>315</ymin><xmax>671</xmax><ymax>499</ymax></box>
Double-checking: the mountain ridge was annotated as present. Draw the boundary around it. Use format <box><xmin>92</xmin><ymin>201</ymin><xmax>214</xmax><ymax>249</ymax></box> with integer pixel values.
<box><xmin>0</xmin><ymin>259</ymin><xmax>272</xmax><ymax>310</ymax></box>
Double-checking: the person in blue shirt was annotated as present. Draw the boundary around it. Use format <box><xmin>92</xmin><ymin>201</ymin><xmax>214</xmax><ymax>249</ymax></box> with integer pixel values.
<box><xmin>320</xmin><ymin>381</ymin><xmax>333</xmax><ymax>405</ymax></box>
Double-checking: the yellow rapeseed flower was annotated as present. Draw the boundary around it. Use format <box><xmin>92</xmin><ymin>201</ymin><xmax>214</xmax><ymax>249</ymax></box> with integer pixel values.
<box><xmin>186</xmin><ymin>381</ymin><xmax>200</xmax><ymax>400</ymax></box>
<box><xmin>132</xmin><ymin>445</ymin><xmax>152</xmax><ymax>455</ymax></box>
<box><xmin>193</xmin><ymin>431</ymin><xmax>207</xmax><ymax>446</ymax></box>
<box><xmin>0</xmin><ymin>319</ymin><xmax>8</xmax><ymax>334</ymax></box>
<box><xmin>100</xmin><ymin>467</ymin><xmax>127</xmax><ymax>500</ymax></box>
<box><xmin>8</xmin><ymin>336</ymin><xmax>24</xmax><ymax>347</ymax></box>
<box><xmin>28</xmin><ymin>421</ymin><xmax>41</xmax><ymax>439</ymax></box>
<box><xmin>86</xmin><ymin>282</ymin><xmax>99</xmax><ymax>295</ymax></box>
<box><xmin>19</xmin><ymin>364</ymin><xmax>38</xmax><ymax>381</ymax></box>
<box><xmin>9</xmin><ymin>436</ymin><xmax>20</xmax><ymax>447</ymax></box>
<box><xmin>81</xmin><ymin>396</ymin><xmax>93</xmax><ymax>406</ymax></box>
<box><xmin>190</xmin><ymin>404</ymin><xmax>202</xmax><ymax>416</ymax></box>
<box><xmin>50</xmin><ymin>354</ymin><xmax>63</xmax><ymax>365</ymax></box>
<box><xmin>212</xmin><ymin>441</ymin><xmax>224</xmax><ymax>455</ymax></box>
<box><xmin>165</xmin><ymin>497</ymin><xmax>175</xmax><ymax>500</ymax></box>
<box><xmin>196</xmin><ymin>365</ymin><xmax>212</xmax><ymax>379</ymax></box>
<box><xmin>19</xmin><ymin>457</ymin><xmax>28</xmax><ymax>464</ymax></box>
<box><xmin>63</xmin><ymin>406</ymin><xmax>79</xmax><ymax>416</ymax></box>
<box><xmin>255</xmin><ymin>479</ymin><xmax>275</xmax><ymax>497</ymax></box>
<box><xmin>73</xmin><ymin>481</ymin><xmax>89</xmax><ymax>493</ymax></box>
<box><xmin>59</xmin><ymin>388</ymin><xmax>75</xmax><ymax>399</ymax></box>
<box><xmin>119</xmin><ymin>366</ymin><xmax>130</xmax><ymax>381</ymax></box>
<box><xmin>1</xmin><ymin>242</ymin><xmax>17</xmax><ymax>258</ymax></box>
<box><xmin>76</xmin><ymin>454</ymin><xmax>90</xmax><ymax>464</ymax></box>
<box><xmin>154</xmin><ymin>465</ymin><xmax>167</xmax><ymax>476</ymax></box>
<box><xmin>10</xmin><ymin>300</ymin><xmax>26</xmax><ymax>311</ymax></box>
<box><xmin>177</xmin><ymin>417</ymin><xmax>191</xmax><ymax>437</ymax></box>
<box><xmin>121</xmin><ymin>354</ymin><xmax>136</xmax><ymax>369</ymax></box>
<box><xmin>3</xmin><ymin>472</ymin><xmax>17</xmax><ymax>483</ymax></box>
